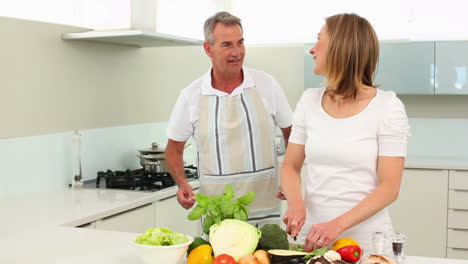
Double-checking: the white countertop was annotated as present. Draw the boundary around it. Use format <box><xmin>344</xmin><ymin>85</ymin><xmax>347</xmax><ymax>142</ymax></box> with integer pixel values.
<box><xmin>1</xmin><ymin>180</ymin><xmax>467</xmax><ymax>264</ymax></box>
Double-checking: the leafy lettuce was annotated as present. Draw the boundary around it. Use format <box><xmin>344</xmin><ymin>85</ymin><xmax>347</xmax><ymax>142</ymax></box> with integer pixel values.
<box><xmin>135</xmin><ymin>227</ymin><xmax>189</xmax><ymax>246</ymax></box>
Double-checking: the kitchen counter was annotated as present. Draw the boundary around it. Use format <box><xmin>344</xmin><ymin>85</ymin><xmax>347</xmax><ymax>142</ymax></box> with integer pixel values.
<box><xmin>1</xmin><ymin>180</ymin><xmax>467</xmax><ymax>264</ymax></box>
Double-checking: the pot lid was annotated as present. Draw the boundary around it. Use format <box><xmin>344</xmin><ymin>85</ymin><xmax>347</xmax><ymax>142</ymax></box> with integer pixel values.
<box><xmin>138</xmin><ymin>142</ymin><xmax>165</xmax><ymax>154</ymax></box>
<box><xmin>138</xmin><ymin>153</ymin><xmax>165</xmax><ymax>160</ymax></box>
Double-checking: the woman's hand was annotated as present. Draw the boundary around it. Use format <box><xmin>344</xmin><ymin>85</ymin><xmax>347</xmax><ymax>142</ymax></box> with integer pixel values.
<box><xmin>283</xmin><ymin>203</ymin><xmax>306</xmax><ymax>239</ymax></box>
<box><xmin>304</xmin><ymin>220</ymin><xmax>344</xmax><ymax>252</ymax></box>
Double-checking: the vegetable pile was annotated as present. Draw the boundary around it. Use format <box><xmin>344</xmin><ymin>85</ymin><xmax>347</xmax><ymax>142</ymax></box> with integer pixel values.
<box><xmin>331</xmin><ymin>238</ymin><xmax>362</xmax><ymax>263</ymax></box>
<box><xmin>135</xmin><ymin>227</ymin><xmax>189</xmax><ymax>246</ymax></box>
<box><xmin>188</xmin><ymin>184</ymin><xmax>255</xmax><ymax>234</ymax></box>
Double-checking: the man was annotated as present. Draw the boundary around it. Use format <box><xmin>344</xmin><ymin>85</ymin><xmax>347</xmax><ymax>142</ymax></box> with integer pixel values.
<box><xmin>166</xmin><ymin>11</ymin><xmax>292</xmax><ymax>227</ymax></box>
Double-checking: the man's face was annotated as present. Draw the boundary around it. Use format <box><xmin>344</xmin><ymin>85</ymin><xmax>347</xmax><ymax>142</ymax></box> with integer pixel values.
<box><xmin>204</xmin><ymin>23</ymin><xmax>245</xmax><ymax>76</ymax></box>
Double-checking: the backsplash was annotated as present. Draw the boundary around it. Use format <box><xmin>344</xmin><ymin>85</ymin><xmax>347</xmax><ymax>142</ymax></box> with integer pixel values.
<box><xmin>407</xmin><ymin>118</ymin><xmax>468</xmax><ymax>159</ymax></box>
<box><xmin>2</xmin><ymin>118</ymin><xmax>467</xmax><ymax>200</ymax></box>
<box><xmin>0</xmin><ymin>122</ymin><xmax>197</xmax><ymax>199</ymax></box>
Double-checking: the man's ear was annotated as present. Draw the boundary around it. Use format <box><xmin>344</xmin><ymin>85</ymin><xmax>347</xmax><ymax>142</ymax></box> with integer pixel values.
<box><xmin>203</xmin><ymin>41</ymin><xmax>212</xmax><ymax>58</ymax></box>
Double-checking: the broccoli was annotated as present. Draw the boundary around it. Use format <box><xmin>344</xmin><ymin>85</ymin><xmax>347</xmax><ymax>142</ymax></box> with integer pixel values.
<box><xmin>257</xmin><ymin>224</ymin><xmax>289</xmax><ymax>250</ymax></box>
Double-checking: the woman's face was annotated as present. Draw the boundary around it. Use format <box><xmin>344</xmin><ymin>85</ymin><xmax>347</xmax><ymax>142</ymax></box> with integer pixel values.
<box><xmin>310</xmin><ymin>25</ymin><xmax>329</xmax><ymax>76</ymax></box>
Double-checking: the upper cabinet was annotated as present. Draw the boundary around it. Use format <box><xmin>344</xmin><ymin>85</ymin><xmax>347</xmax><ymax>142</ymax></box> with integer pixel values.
<box><xmin>304</xmin><ymin>44</ymin><xmax>325</xmax><ymax>89</ymax></box>
<box><xmin>435</xmin><ymin>41</ymin><xmax>468</xmax><ymax>94</ymax></box>
<box><xmin>375</xmin><ymin>42</ymin><xmax>435</xmax><ymax>95</ymax></box>
<box><xmin>304</xmin><ymin>41</ymin><xmax>468</xmax><ymax>95</ymax></box>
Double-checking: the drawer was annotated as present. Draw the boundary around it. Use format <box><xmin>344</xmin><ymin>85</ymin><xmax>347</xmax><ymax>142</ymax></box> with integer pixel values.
<box><xmin>447</xmin><ymin>248</ymin><xmax>468</xmax><ymax>260</ymax></box>
<box><xmin>450</xmin><ymin>170</ymin><xmax>468</xmax><ymax>190</ymax></box>
<box><xmin>448</xmin><ymin>229</ymin><xmax>468</xmax><ymax>249</ymax></box>
<box><xmin>448</xmin><ymin>209</ymin><xmax>468</xmax><ymax>229</ymax></box>
<box><xmin>449</xmin><ymin>190</ymin><xmax>468</xmax><ymax>210</ymax></box>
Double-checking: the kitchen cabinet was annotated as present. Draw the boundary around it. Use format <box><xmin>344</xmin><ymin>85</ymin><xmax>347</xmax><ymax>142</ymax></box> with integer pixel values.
<box><xmin>94</xmin><ymin>203</ymin><xmax>154</xmax><ymax>233</ymax></box>
<box><xmin>375</xmin><ymin>41</ymin><xmax>435</xmax><ymax>94</ymax></box>
<box><xmin>435</xmin><ymin>41</ymin><xmax>468</xmax><ymax>94</ymax></box>
<box><xmin>303</xmin><ymin>42</ymin><xmax>435</xmax><ymax>94</ymax></box>
<box><xmin>447</xmin><ymin>170</ymin><xmax>468</xmax><ymax>259</ymax></box>
<box><xmin>388</xmin><ymin>169</ymin><xmax>448</xmax><ymax>258</ymax></box>
<box><xmin>154</xmin><ymin>188</ymin><xmax>201</xmax><ymax>237</ymax></box>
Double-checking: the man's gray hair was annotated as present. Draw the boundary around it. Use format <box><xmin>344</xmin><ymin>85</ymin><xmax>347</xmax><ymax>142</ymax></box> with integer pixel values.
<box><xmin>203</xmin><ymin>11</ymin><xmax>242</xmax><ymax>44</ymax></box>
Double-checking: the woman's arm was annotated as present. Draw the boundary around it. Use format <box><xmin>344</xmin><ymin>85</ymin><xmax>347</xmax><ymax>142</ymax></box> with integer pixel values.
<box><xmin>304</xmin><ymin>156</ymin><xmax>405</xmax><ymax>251</ymax></box>
<box><xmin>280</xmin><ymin>142</ymin><xmax>306</xmax><ymax>238</ymax></box>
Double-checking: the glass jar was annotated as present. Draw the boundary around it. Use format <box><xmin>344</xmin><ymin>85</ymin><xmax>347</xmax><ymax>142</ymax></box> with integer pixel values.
<box><xmin>71</xmin><ymin>131</ymin><xmax>83</xmax><ymax>188</ymax></box>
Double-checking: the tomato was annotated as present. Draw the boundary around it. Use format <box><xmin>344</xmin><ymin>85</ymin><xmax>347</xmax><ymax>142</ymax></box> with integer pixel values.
<box><xmin>187</xmin><ymin>244</ymin><xmax>214</xmax><ymax>264</ymax></box>
<box><xmin>237</xmin><ymin>255</ymin><xmax>260</xmax><ymax>264</ymax></box>
<box><xmin>214</xmin><ymin>254</ymin><xmax>237</xmax><ymax>264</ymax></box>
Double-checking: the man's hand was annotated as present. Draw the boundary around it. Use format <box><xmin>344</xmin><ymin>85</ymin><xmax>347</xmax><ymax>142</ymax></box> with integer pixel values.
<box><xmin>176</xmin><ymin>184</ymin><xmax>195</xmax><ymax>209</ymax></box>
<box><xmin>276</xmin><ymin>186</ymin><xmax>286</xmax><ymax>200</ymax></box>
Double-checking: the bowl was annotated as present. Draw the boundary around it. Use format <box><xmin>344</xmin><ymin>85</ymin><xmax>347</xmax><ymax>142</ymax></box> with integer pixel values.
<box><xmin>132</xmin><ymin>235</ymin><xmax>193</xmax><ymax>264</ymax></box>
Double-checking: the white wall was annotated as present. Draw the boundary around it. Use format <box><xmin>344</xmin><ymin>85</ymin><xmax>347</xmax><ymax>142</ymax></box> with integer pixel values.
<box><xmin>2</xmin><ymin>0</ymin><xmax>468</xmax><ymax>43</ymax></box>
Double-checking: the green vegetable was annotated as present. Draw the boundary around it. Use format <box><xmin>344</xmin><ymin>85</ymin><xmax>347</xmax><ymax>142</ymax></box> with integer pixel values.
<box><xmin>209</xmin><ymin>219</ymin><xmax>262</xmax><ymax>261</ymax></box>
<box><xmin>257</xmin><ymin>224</ymin><xmax>289</xmax><ymax>250</ymax></box>
<box><xmin>187</xmin><ymin>237</ymin><xmax>210</xmax><ymax>256</ymax></box>
<box><xmin>187</xmin><ymin>184</ymin><xmax>255</xmax><ymax>234</ymax></box>
<box><xmin>304</xmin><ymin>246</ymin><xmax>329</xmax><ymax>260</ymax></box>
<box><xmin>289</xmin><ymin>244</ymin><xmax>305</xmax><ymax>252</ymax></box>
<box><xmin>135</xmin><ymin>227</ymin><xmax>189</xmax><ymax>246</ymax></box>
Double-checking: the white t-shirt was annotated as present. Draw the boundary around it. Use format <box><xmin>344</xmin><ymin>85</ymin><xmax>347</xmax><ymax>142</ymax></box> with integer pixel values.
<box><xmin>289</xmin><ymin>87</ymin><xmax>411</xmax><ymax>253</ymax></box>
<box><xmin>167</xmin><ymin>67</ymin><xmax>293</xmax><ymax>143</ymax></box>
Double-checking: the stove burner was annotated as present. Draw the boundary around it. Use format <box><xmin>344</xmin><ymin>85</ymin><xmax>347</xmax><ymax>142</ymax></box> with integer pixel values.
<box><xmin>96</xmin><ymin>166</ymin><xmax>197</xmax><ymax>192</ymax></box>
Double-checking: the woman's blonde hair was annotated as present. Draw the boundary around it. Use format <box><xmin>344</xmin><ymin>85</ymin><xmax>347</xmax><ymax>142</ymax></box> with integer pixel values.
<box><xmin>324</xmin><ymin>13</ymin><xmax>379</xmax><ymax>98</ymax></box>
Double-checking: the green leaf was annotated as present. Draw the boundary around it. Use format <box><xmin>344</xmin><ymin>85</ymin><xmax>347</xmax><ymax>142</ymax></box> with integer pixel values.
<box><xmin>203</xmin><ymin>215</ymin><xmax>215</xmax><ymax>234</ymax></box>
<box><xmin>220</xmin><ymin>199</ymin><xmax>235</xmax><ymax>215</ymax></box>
<box><xmin>214</xmin><ymin>215</ymin><xmax>222</xmax><ymax>224</ymax></box>
<box><xmin>209</xmin><ymin>207</ymin><xmax>219</xmax><ymax>216</ymax></box>
<box><xmin>224</xmin><ymin>184</ymin><xmax>235</xmax><ymax>199</ymax></box>
<box><xmin>233</xmin><ymin>211</ymin><xmax>241</xmax><ymax>220</ymax></box>
<box><xmin>239</xmin><ymin>209</ymin><xmax>248</xmax><ymax>221</ymax></box>
<box><xmin>240</xmin><ymin>204</ymin><xmax>249</xmax><ymax>215</ymax></box>
<box><xmin>209</xmin><ymin>194</ymin><xmax>222</xmax><ymax>204</ymax></box>
<box><xmin>237</xmin><ymin>191</ymin><xmax>255</xmax><ymax>205</ymax></box>
<box><xmin>195</xmin><ymin>193</ymin><xmax>209</xmax><ymax>207</ymax></box>
<box><xmin>188</xmin><ymin>205</ymin><xmax>206</xmax><ymax>220</ymax></box>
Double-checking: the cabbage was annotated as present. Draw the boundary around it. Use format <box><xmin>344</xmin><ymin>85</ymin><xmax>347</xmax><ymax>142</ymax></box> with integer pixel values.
<box><xmin>135</xmin><ymin>227</ymin><xmax>189</xmax><ymax>246</ymax></box>
<box><xmin>209</xmin><ymin>219</ymin><xmax>262</xmax><ymax>261</ymax></box>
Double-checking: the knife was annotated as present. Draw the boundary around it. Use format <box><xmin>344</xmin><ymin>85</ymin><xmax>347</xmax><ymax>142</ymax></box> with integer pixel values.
<box><xmin>291</xmin><ymin>235</ymin><xmax>297</xmax><ymax>250</ymax></box>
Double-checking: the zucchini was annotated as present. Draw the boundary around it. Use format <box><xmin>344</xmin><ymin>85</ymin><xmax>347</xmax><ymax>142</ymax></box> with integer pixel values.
<box><xmin>268</xmin><ymin>249</ymin><xmax>307</xmax><ymax>263</ymax></box>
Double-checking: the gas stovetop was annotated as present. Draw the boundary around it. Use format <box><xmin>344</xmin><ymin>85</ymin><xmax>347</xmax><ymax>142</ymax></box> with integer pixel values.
<box><xmin>83</xmin><ymin>165</ymin><xmax>198</xmax><ymax>192</ymax></box>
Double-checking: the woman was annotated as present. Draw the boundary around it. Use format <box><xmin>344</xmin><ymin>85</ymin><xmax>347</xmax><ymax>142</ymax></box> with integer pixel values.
<box><xmin>280</xmin><ymin>13</ymin><xmax>410</xmax><ymax>254</ymax></box>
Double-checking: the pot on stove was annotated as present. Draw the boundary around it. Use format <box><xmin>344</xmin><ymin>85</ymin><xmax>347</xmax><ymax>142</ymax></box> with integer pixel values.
<box><xmin>138</xmin><ymin>142</ymin><xmax>169</xmax><ymax>173</ymax></box>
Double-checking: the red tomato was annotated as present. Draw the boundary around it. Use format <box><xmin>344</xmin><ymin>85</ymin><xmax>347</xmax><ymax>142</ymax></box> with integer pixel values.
<box><xmin>214</xmin><ymin>254</ymin><xmax>237</xmax><ymax>264</ymax></box>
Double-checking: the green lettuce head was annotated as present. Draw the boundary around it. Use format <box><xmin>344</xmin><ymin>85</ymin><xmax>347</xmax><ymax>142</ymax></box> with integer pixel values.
<box><xmin>209</xmin><ymin>219</ymin><xmax>261</xmax><ymax>261</ymax></box>
<box><xmin>135</xmin><ymin>227</ymin><xmax>188</xmax><ymax>246</ymax></box>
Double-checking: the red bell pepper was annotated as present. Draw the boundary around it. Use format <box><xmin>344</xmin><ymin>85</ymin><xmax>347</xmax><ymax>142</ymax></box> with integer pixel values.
<box><xmin>337</xmin><ymin>245</ymin><xmax>362</xmax><ymax>262</ymax></box>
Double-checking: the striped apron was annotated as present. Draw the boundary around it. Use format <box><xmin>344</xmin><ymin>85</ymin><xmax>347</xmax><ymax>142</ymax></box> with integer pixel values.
<box><xmin>197</xmin><ymin>88</ymin><xmax>281</xmax><ymax>226</ymax></box>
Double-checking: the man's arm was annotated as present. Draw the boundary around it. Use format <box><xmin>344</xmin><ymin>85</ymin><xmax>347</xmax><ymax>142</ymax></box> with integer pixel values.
<box><xmin>166</xmin><ymin>139</ymin><xmax>195</xmax><ymax>209</ymax></box>
<box><xmin>281</xmin><ymin>126</ymin><xmax>292</xmax><ymax>149</ymax></box>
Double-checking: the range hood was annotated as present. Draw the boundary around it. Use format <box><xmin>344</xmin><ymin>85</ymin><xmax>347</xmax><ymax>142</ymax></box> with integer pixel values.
<box><xmin>62</xmin><ymin>0</ymin><xmax>203</xmax><ymax>47</ymax></box>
